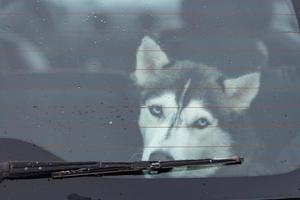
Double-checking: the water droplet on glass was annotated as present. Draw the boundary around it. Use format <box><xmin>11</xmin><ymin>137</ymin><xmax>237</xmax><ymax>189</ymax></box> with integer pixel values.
<box><xmin>32</xmin><ymin>105</ymin><xmax>39</xmax><ymax>109</ymax></box>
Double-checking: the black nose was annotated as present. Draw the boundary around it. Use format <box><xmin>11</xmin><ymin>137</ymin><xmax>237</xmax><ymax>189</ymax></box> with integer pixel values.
<box><xmin>149</xmin><ymin>151</ymin><xmax>174</xmax><ymax>161</ymax></box>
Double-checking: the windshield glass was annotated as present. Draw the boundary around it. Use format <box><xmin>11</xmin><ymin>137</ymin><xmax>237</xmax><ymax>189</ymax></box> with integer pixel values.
<box><xmin>1</xmin><ymin>0</ymin><xmax>300</xmax><ymax>178</ymax></box>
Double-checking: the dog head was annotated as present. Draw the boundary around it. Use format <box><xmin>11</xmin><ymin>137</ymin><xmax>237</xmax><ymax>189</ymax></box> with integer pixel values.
<box><xmin>132</xmin><ymin>36</ymin><xmax>261</xmax><ymax>177</ymax></box>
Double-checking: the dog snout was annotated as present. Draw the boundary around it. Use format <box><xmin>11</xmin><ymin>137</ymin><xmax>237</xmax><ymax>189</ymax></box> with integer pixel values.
<box><xmin>149</xmin><ymin>150</ymin><xmax>174</xmax><ymax>161</ymax></box>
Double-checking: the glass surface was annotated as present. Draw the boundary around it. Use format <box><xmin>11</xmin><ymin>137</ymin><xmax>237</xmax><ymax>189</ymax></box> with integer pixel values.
<box><xmin>0</xmin><ymin>0</ymin><xmax>300</xmax><ymax>177</ymax></box>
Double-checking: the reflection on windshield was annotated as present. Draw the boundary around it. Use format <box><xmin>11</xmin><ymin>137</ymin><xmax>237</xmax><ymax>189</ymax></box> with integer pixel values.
<box><xmin>0</xmin><ymin>0</ymin><xmax>300</xmax><ymax>177</ymax></box>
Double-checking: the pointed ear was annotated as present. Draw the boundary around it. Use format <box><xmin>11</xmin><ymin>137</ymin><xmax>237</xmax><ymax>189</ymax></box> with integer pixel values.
<box><xmin>132</xmin><ymin>36</ymin><xmax>170</xmax><ymax>86</ymax></box>
<box><xmin>224</xmin><ymin>72</ymin><xmax>260</xmax><ymax>111</ymax></box>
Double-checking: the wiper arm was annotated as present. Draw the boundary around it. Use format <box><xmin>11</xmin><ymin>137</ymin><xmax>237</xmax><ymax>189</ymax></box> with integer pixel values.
<box><xmin>0</xmin><ymin>156</ymin><xmax>243</xmax><ymax>181</ymax></box>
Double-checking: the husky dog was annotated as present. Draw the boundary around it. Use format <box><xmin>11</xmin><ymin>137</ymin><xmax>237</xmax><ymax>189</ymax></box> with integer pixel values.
<box><xmin>132</xmin><ymin>36</ymin><xmax>267</xmax><ymax>177</ymax></box>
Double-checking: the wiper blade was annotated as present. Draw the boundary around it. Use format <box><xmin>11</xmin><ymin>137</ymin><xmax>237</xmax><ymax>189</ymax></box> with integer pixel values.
<box><xmin>53</xmin><ymin>156</ymin><xmax>243</xmax><ymax>179</ymax></box>
<box><xmin>0</xmin><ymin>156</ymin><xmax>243</xmax><ymax>181</ymax></box>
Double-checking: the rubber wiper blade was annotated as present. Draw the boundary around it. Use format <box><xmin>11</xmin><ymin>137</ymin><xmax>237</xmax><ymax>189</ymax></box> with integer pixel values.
<box><xmin>53</xmin><ymin>156</ymin><xmax>243</xmax><ymax>179</ymax></box>
<box><xmin>0</xmin><ymin>156</ymin><xmax>243</xmax><ymax>181</ymax></box>
<box><xmin>0</xmin><ymin>161</ymin><xmax>102</xmax><ymax>180</ymax></box>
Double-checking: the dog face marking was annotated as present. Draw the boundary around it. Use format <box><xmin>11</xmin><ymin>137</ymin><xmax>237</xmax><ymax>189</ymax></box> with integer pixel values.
<box><xmin>139</xmin><ymin>92</ymin><xmax>233</xmax><ymax>175</ymax></box>
<box><xmin>133</xmin><ymin>36</ymin><xmax>261</xmax><ymax>177</ymax></box>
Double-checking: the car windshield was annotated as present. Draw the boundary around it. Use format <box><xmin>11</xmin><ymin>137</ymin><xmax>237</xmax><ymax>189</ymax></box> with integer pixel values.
<box><xmin>1</xmin><ymin>0</ymin><xmax>300</xmax><ymax>178</ymax></box>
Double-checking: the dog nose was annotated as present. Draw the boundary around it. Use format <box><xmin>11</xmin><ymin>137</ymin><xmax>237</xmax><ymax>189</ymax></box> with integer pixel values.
<box><xmin>149</xmin><ymin>151</ymin><xmax>174</xmax><ymax>161</ymax></box>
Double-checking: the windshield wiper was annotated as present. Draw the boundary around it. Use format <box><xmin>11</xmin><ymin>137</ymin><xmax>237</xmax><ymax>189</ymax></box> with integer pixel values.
<box><xmin>0</xmin><ymin>156</ymin><xmax>243</xmax><ymax>181</ymax></box>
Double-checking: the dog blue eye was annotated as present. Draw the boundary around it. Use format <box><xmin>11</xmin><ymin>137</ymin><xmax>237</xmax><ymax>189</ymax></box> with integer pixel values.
<box><xmin>193</xmin><ymin>118</ymin><xmax>210</xmax><ymax>129</ymax></box>
<box><xmin>149</xmin><ymin>105</ymin><xmax>163</xmax><ymax>117</ymax></box>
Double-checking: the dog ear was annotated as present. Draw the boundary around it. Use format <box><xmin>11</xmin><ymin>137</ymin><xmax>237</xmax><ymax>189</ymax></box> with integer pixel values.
<box><xmin>132</xmin><ymin>36</ymin><xmax>170</xmax><ymax>86</ymax></box>
<box><xmin>223</xmin><ymin>72</ymin><xmax>260</xmax><ymax>111</ymax></box>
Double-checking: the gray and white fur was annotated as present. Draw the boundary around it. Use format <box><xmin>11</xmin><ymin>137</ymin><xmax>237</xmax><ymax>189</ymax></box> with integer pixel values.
<box><xmin>132</xmin><ymin>36</ymin><xmax>274</xmax><ymax>177</ymax></box>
